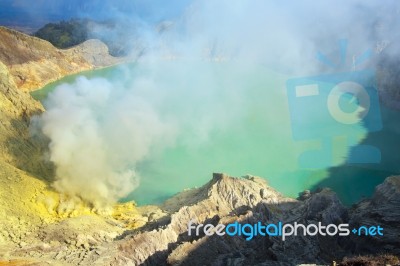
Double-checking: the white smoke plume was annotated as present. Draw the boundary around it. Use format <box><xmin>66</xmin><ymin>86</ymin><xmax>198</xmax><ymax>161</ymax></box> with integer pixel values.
<box><xmin>31</xmin><ymin>0</ymin><xmax>400</xmax><ymax>205</ymax></box>
<box><xmin>35</xmin><ymin>77</ymin><xmax>176</xmax><ymax>206</ymax></box>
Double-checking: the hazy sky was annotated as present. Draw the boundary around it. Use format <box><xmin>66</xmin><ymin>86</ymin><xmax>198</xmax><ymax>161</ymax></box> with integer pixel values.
<box><xmin>0</xmin><ymin>0</ymin><xmax>191</xmax><ymax>30</ymax></box>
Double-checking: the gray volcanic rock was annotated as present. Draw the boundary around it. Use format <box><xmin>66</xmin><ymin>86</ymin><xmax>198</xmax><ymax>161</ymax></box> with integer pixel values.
<box><xmin>69</xmin><ymin>39</ymin><xmax>125</xmax><ymax>67</ymax></box>
<box><xmin>108</xmin><ymin>173</ymin><xmax>294</xmax><ymax>265</ymax></box>
<box><xmin>348</xmin><ymin>176</ymin><xmax>400</xmax><ymax>255</ymax></box>
<box><xmin>85</xmin><ymin>174</ymin><xmax>349</xmax><ymax>265</ymax></box>
<box><xmin>91</xmin><ymin>174</ymin><xmax>399</xmax><ymax>266</ymax></box>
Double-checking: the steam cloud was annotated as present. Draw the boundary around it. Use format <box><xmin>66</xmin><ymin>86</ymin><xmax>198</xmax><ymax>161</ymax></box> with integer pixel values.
<box><xmin>32</xmin><ymin>0</ymin><xmax>400</xmax><ymax>205</ymax></box>
<box><xmin>35</xmin><ymin>77</ymin><xmax>176</xmax><ymax>205</ymax></box>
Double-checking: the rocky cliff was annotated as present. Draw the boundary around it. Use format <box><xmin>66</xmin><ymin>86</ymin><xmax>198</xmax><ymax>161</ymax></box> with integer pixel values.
<box><xmin>0</xmin><ymin>26</ymin><xmax>124</xmax><ymax>92</ymax></box>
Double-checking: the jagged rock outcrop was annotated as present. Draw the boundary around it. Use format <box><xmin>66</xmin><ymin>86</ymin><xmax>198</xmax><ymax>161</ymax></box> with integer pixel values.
<box><xmin>109</xmin><ymin>174</ymin><xmax>294</xmax><ymax>265</ymax></box>
<box><xmin>53</xmin><ymin>173</ymin><xmax>393</xmax><ymax>266</ymax></box>
<box><xmin>347</xmin><ymin>176</ymin><xmax>400</xmax><ymax>255</ymax></box>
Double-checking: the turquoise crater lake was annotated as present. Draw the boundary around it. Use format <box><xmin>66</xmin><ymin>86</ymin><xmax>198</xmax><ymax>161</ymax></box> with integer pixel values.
<box><xmin>31</xmin><ymin>61</ymin><xmax>400</xmax><ymax>205</ymax></box>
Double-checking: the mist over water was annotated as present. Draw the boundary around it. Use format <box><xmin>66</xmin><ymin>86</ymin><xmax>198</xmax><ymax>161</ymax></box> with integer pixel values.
<box><xmin>31</xmin><ymin>0</ymin><xmax>400</xmax><ymax>206</ymax></box>
<box><xmin>33</xmin><ymin>62</ymin><xmax>367</xmax><ymax>206</ymax></box>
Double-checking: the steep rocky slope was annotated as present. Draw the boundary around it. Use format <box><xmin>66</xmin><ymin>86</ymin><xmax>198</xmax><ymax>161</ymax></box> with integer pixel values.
<box><xmin>0</xmin><ymin>27</ymin><xmax>136</xmax><ymax>265</ymax></box>
<box><xmin>0</xmin><ymin>26</ymin><xmax>124</xmax><ymax>92</ymax></box>
<box><xmin>0</xmin><ymin>60</ymin><xmax>48</xmax><ymax>178</ymax></box>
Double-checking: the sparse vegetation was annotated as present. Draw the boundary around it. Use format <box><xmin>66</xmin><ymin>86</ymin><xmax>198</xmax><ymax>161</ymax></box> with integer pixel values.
<box><xmin>34</xmin><ymin>19</ymin><xmax>129</xmax><ymax>56</ymax></box>
<box><xmin>34</xmin><ymin>19</ymin><xmax>88</xmax><ymax>49</ymax></box>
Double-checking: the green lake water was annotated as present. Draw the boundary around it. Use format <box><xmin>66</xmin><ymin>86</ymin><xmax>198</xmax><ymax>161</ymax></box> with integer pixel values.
<box><xmin>31</xmin><ymin>62</ymin><xmax>400</xmax><ymax>205</ymax></box>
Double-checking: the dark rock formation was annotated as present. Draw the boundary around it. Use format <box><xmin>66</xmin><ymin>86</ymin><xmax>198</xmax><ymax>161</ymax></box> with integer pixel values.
<box><xmin>347</xmin><ymin>176</ymin><xmax>400</xmax><ymax>255</ymax></box>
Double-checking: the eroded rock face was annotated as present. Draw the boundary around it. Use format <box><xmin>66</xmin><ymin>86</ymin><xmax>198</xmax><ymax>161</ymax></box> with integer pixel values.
<box><xmin>110</xmin><ymin>174</ymin><xmax>294</xmax><ymax>265</ymax></box>
<box><xmin>82</xmin><ymin>174</ymin><xmax>398</xmax><ymax>266</ymax></box>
